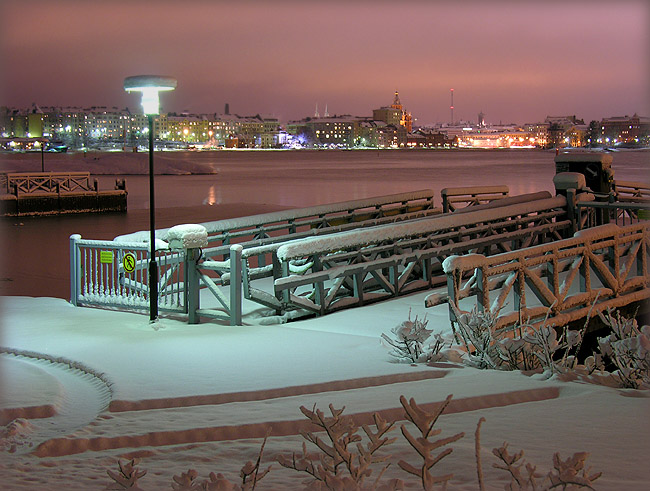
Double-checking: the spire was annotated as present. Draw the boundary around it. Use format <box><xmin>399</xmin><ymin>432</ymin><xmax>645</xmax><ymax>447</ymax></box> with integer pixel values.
<box><xmin>314</xmin><ymin>103</ymin><xmax>320</xmax><ymax>118</ymax></box>
<box><xmin>391</xmin><ymin>90</ymin><xmax>403</xmax><ymax>112</ymax></box>
<box><xmin>324</xmin><ymin>104</ymin><xmax>329</xmax><ymax>118</ymax></box>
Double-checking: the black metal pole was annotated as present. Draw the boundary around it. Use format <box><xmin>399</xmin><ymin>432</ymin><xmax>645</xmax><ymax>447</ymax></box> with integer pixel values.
<box><xmin>41</xmin><ymin>143</ymin><xmax>44</xmax><ymax>172</ymax></box>
<box><xmin>148</xmin><ymin>114</ymin><xmax>158</xmax><ymax>321</ymax></box>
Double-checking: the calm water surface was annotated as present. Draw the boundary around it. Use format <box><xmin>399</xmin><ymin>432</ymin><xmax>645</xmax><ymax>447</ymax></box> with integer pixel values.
<box><xmin>1</xmin><ymin>149</ymin><xmax>648</xmax><ymax>299</ymax></box>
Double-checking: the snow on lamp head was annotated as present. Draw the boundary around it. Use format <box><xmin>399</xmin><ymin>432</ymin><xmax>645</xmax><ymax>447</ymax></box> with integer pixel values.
<box><xmin>123</xmin><ymin>75</ymin><xmax>177</xmax><ymax>115</ymax></box>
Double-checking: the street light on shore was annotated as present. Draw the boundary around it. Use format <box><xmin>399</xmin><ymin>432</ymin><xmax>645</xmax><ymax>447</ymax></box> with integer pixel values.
<box><xmin>124</xmin><ymin>75</ymin><xmax>177</xmax><ymax>321</ymax></box>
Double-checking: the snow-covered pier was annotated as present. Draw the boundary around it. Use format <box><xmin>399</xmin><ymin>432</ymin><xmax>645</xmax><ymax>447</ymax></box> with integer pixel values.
<box><xmin>0</xmin><ymin>171</ymin><xmax>127</xmax><ymax>216</ymax></box>
<box><xmin>68</xmin><ymin>152</ymin><xmax>650</xmax><ymax>330</ymax></box>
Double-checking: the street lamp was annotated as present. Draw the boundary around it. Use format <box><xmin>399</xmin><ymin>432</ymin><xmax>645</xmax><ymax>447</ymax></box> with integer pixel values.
<box><xmin>124</xmin><ymin>75</ymin><xmax>177</xmax><ymax>321</ymax></box>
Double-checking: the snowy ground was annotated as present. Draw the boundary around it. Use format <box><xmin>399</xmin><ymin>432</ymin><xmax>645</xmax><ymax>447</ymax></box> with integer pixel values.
<box><xmin>1</xmin><ymin>287</ymin><xmax>649</xmax><ymax>489</ymax></box>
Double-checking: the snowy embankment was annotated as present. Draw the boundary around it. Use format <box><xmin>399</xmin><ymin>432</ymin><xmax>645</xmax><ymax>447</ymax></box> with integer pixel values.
<box><xmin>1</xmin><ymin>291</ymin><xmax>649</xmax><ymax>489</ymax></box>
<box><xmin>0</xmin><ymin>151</ymin><xmax>217</xmax><ymax>176</ymax></box>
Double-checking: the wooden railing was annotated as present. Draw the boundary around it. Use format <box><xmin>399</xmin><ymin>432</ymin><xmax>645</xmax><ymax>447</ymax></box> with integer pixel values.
<box><xmin>265</xmin><ymin>195</ymin><xmax>568</xmax><ymax>317</ymax></box>
<box><xmin>6</xmin><ymin>172</ymin><xmax>96</xmax><ymax>195</ymax></box>
<box><xmin>615</xmin><ymin>180</ymin><xmax>650</xmax><ymax>203</ymax></box>
<box><xmin>436</xmin><ymin>223</ymin><xmax>649</xmax><ymax>331</ymax></box>
<box><xmin>441</xmin><ymin>185</ymin><xmax>509</xmax><ymax>213</ymax></box>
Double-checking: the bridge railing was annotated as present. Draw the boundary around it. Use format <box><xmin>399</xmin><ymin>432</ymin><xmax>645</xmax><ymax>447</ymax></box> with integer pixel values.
<box><xmin>436</xmin><ymin>222</ymin><xmax>649</xmax><ymax>332</ymax></box>
<box><xmin>615</xmin><ymin>180</ymin><xmax>650</xmax><ymax>203</ymax></box>
<box><xmin>265</xmin><ymin>194</ymin><xmax>569</xmax><ymax>317</ymax></box>
<box><xmin>441</xmin><ymin>185</ymin><xmax>509</xmax><ymax>213</ymax></box>
<box><xmin>7</xmin><ymin>172</ymin><xmax>96</xmax><ymax>195</ymax></box>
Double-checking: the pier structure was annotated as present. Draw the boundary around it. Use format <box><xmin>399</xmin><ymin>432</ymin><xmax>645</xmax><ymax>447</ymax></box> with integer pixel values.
<box><xmin>1</xmin><ymin>172</ymin><xmax>127</xmax><ymax>216</ymax></box>
<box><xmin>69</xmin><ymin>153</ymin><xmax>649</xmax><ymax>331</ymax></box>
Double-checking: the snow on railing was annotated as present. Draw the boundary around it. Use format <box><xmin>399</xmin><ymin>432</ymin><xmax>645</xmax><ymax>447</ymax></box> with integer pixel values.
<box><xmin>70</xmin><ymin>234</ymin><xmax>186</xmax><ymax>313</ymax></box>
<box><xmin>435</xmin><ymin>222</ymin><xmax>650</xmax><ymax>331</ymax></box>
<box><xmin>615</xmin><ymin>180</ymin><xmax>650</xmax><ymax>203</ymax></box>
<box><xmin>441</xmin><ymin>185</ymin><xmax>509</xmax><ymax>213</ymax></box>
<box><xmin>266</xmin><ymin>194</ymin><xmax>570</xmax><ymax>317</ymax></box>
<box><xmin>114</xmin><ymin>189</ymin><xmax>438</xmax><ymax>246</ymax></box>
<box><xmin>277</xmin><ymin>195</ymin><xmax>567</xmax><ymax>261</ymax></box>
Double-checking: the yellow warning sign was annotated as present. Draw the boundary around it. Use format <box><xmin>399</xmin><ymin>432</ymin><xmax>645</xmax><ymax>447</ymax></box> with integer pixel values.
<box><xmin>122</xmin><ymin>252</ymin><xmax>136</xmax><ymax>274</ymax></box>
<box><xmin>100</xmin><ymin>251</ymin><xmax>114</xmax><ymax>264</ymax></box>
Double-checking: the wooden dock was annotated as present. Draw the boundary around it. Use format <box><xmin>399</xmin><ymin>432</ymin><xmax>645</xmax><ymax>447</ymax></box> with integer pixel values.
<box><xmin>1</xmin><ymin>172</ymin><xmax>127</xmax><ymax>216</ymax></box>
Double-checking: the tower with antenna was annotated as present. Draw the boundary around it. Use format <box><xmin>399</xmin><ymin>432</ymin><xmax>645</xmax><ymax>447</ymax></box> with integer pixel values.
<box><xmin>450</xmin><ymin>88</ymin><xmax>454</xmax><ymax>126</ymax></box>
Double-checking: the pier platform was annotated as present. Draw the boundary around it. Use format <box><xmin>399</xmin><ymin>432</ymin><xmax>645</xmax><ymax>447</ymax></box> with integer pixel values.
<box><xmin>1</xmin><ymin>172</ymin><xmax>127</xmax><ymax>216</ymax></box>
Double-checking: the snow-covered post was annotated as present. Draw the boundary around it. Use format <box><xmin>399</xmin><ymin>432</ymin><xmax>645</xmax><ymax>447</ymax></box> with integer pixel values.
<box><xmin>230</xmin><ymin>244</ymin><xmax>243</xmax><ymax>326</ymax></box>
<box><xmin>69</xmin><ymin>234</ymin><xmax>82</xmax><ymax>306</ymax></box>
<box><xmin>167</xmin><ymin>224</ymin><xmax>208</xmax><ymax>325</ymax></box>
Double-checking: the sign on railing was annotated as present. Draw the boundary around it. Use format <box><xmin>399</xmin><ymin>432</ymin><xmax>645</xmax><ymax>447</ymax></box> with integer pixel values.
<box><xmin>70</xmin><ymin>235</ymin><xmax>186</xmax><ymax>313</ymax></box>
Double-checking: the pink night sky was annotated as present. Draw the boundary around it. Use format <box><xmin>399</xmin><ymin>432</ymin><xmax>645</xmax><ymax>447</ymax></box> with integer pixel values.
<box><xmin>1</xmin><ymin>0</ymin><xmax>648</xmax><ymax>125</ymax></box>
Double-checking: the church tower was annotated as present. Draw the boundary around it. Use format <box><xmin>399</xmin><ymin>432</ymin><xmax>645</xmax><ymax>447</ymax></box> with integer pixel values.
<box><xmin>391</xmin><ymin>90</ymin><xmax>412</xmax><ymax>132</ymax></box>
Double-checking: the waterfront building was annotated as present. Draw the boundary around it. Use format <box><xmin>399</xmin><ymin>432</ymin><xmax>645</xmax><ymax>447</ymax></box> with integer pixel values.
<box><xmin>373</xmin><ymin>91</ymin><xmax>413</xmax><ymax>133</ymax></box>
<box><xmin>600</xmin><ymin>114</ymin><xmax>650</xmax><ymax>146</ymax></box>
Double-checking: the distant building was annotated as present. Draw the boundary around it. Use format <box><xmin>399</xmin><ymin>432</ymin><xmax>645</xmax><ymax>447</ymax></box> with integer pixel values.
<box><xmin>373</xmin><ymin>91</ymin><xmax>413</xmax><ymax>133</ymax></box>
<box><xmin>599</xmin><ymin>114</ymin><xmax>650</xmax><ymax>146</ymax></box>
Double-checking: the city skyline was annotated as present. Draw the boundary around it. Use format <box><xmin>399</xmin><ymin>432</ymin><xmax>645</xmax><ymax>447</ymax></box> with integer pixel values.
<box><xmin>1</xmin><ymin>0</ymin><xmax>648</xmax><ymax>125</ymax></box>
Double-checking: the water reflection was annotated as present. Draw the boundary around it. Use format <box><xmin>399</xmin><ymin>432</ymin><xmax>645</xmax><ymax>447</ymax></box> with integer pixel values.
<box><xmin>203</xmin><ymin>185</ymin><xmax>220</xmax><ymax>206</ymax></box>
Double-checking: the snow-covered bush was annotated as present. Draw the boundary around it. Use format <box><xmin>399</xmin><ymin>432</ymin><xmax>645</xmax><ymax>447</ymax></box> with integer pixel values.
<box><xmin>277</xmin><ymin>404</ymin><xmax>400</xmax><ymax>489</ymax></box>
<box><xmin>449</xmin><ymin>305</ymin><xmax>584</xmax><ymax>374</ymax></box>
<box><xmin>381</xmin><ymin>311</ymin><xmax>450</xmax><ymax>363</ymax></box>
<box><xmin>398</xmin><ymin>394</ymin><xmax>464</xmax><ymax>489</ymax></box>
<box><xmin>106</xmin><ymin>459</ymin><xmax>147</xmax><ymax>490</ymax></box>
<box><xmin>475</xmin><ymin>418</ymin><xmax>602</xmax><ymax>490</ymax></box>
<box><xmin>106</xmin><ymin>434</ymin><xmax>271</xmax><ymax>490</ymax></box>
<box><xmin>589</xmin><ymin>308</ymin><xmax>650</xmax><ymax>389</ymax></box>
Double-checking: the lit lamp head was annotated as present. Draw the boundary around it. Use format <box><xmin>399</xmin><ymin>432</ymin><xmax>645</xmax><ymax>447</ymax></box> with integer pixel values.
<box><xmin>123</xmin><ymin>75</ymin><xmax>177</xmax><ymax>115</ymax></box>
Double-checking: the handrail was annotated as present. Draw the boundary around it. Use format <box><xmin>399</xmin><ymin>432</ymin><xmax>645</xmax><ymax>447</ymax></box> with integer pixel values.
<box><xmin>6</xmin><ymin>172</ymin><xmax>95</xmax><ymax>195</ymax></box>
<box><xmin>436</xmin><ymin>222</ymin><xmax>650</xmax><ymax>331</ymax></box>
<box><xmin>441</xmin><ymin>185</ymin><xmax>509</xmax><ymax>213</ymax></box>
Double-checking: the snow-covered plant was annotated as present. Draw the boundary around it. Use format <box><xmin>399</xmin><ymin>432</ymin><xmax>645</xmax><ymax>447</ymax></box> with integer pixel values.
<box><xmin>449</xmin><ymin>305</ymin><xmax>504</xmax><ymax>369</ymax></box>
<box><xmin>450</xmin><ymin>304</ymin><xmax>585</xmax><ymax>374</ymax></box>
<box><xmin>172</xmin><ymin>431</ymin><xmax>271</xmax><ymax>490</ymax></box>
<box><xmin>475</xmin><ymin>418</ymin><xmax>601</xmax><ymax>490</ymax></box>
<box><xmin>397</xmin><ymin>394</ymin><xmax>464</xmax><ymax>490</ymax></box>
<box><xmin>171</xmin><ymin>469</ymin><xmax>201</xmax><ymax>490</ymax></box>
<box><xmin>381</xmin><ymin>311</ymin><xmax>447</xmax><ymax>363</ymax></box>
<box><xmin>592</xmin><ymin>308</ymin><xmax>650</xmax><ymax>389</ymax></box>
<box><xmin>522</xmin><ymin>322</ymin><xmax>584</xmax><ymax>375</ymax></box>
<box><xmin>277</xmin><ymin>403</ymin><xmax>400</xmax><ymax>489</ymax></box>
<box><xmin>106</xmin><ymin>458</ymin><xmax>147</xmax><ymax>490</ymax></box>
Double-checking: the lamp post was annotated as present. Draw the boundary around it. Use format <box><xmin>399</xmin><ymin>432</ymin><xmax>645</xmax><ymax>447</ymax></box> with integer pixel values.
<box><xmin>124</xmin><ymin>75</ymin><xmax>177</xmax><ymax>321</ymax></box>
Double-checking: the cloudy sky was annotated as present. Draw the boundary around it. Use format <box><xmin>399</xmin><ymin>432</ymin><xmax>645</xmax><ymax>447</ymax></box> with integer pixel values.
<box><xmin>1</xmin><ymin>0</ymin><xmax>648</xmax><ymax>125</ymax></box>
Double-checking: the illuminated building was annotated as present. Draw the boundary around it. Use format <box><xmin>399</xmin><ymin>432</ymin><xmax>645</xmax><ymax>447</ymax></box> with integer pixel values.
<box><xmin>373</xmin><ymin>91</ymin><xmax>413</xmax><ymax>133</ymax></box>
<box><xmin>600</xmin><ymin>114</ymin><xmax>650</xmax><ymax>146</ymax></box>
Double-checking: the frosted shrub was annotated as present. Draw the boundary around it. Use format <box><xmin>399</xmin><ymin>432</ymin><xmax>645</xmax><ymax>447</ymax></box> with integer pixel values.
<box><xmin>591</xmin><ymin>308</ymin><xmax>650</xmax><ymax>389</ymax></box>
<box><xmin>398</xmin><ymin>394</ymin><xmax>464</xmax><ymax>490</ymax></box>
<box><xmin>381</xmin><ymin>311</ymin><xmax>449</xmax><ymax>363</ymax></box>
<box><xmin>475</xmin><ymin>419</ymin><xmax>602</xmax><ymax>490</ymax></box>
<box><xmin>277</xmin><ymin>404</ymin><xmax>401</xmax><ymax>489</ymax></box>
<box><xmin>106</xmin><ymin>433</ymin><xmax>271</xmax><ymax>490</ymax></box>
<box><xmin>106</xmin><ymin>459</ymin><xmax>146</xmax><ymax>490</ymax></box>
<box><xmin>450</xmin><ymin>305</ymin><xmax>584</xmax><ymax>374</ymax></box>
